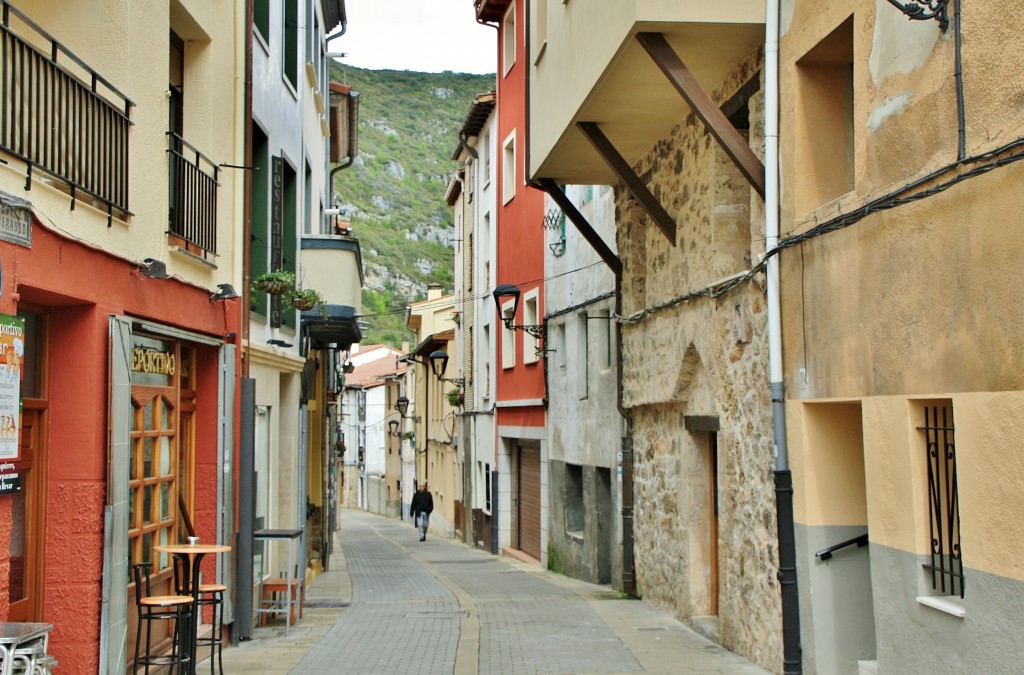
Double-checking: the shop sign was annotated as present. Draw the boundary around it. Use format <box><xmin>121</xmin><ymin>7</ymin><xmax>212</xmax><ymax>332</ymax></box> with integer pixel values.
<box><xmin>131</xmin><ymin>347</ymin><xmax>176</xmax><ymax>376</ymax></box>
<box><xmin>0</xmin><ymin>462</ymin><xmax>20</xmax><ymax>495</ymax></box>
<box><xmin>0</xmin><ymin>191</ymin><xmax>32</xmax><ymax>248</ymax></box>
<box><xmin>0</xmin><ymin>314</ymin><xmax>25</xmax><ymax>460</ymax></box>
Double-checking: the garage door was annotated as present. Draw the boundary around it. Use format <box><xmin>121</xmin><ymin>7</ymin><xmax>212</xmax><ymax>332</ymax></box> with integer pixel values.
<box><xmin>517</xmin><ymin>443</ymin><xmax>541</xmax><ymax>560</ymax></box>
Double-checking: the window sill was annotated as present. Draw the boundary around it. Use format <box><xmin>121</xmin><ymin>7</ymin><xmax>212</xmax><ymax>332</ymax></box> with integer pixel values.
<box><xmin>916</xmin><ymin>595</ymin><xmax>965</xmax><ymax>618</ymax></box>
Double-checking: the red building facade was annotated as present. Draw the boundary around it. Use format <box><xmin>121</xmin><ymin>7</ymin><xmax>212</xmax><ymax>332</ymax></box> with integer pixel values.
<box><xmin>478</xmin><ymin>0</ymin><xmax>547</xmax><ymax>563</ymax></box>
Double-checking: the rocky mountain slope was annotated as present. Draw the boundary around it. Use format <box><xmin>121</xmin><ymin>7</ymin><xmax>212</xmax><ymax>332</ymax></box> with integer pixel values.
<box><xmin>329</xmin><ymin>64</ymin><xmax>495</xmax><ymax>347</ymax></box>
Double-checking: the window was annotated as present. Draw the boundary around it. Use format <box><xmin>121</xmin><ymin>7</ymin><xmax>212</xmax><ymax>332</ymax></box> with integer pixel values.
<box><xmin>254</xmin><ymin>0</ymin><xmax>270</xmax><ymax>41</ymax></box>
<box><xmin>795</xmin><ymin>17</ymin><xmax>854</xmax><ymax>213</ymax></box>
<box><xmin>502</xmin><ymin>133</ymin><xmax>516</xmax><ymax>204</ymax></box>
<box><xmin>129</xmin><ymin>337</ymin><xmax>194</xmax><ymax>573</ymax></box>
<box><xmin>532</xmin><ymin>0</ymin><xmax>548</xmax><ymax>65</ymax></box>
<box><xmin>596</xmin><ymin>310</ymin><xmax>612</xmax><ymax>371</ymax></box>
<box><xmin>482</xmin><ymin>131</ymin><xmax>491</xmax><ymax>185</ymax></box>
<box><xmin>250</xmin><ymin>126</ymin><xmax>270</xmax><ymax>318</ymax></box>
<box><xmin>920</xmin><ymin>402</ymin><xmax>964</xmax><ymax>598</ymax></box>
<box><xmin>283</xmin><ymin>0</ymin><xmax>298</xmax><ymax>89</ymax></box>
<box><xmin>565</xmin><ymin>463</ymin><xmax>584</xmax><ymax>535</ymax></box>
<box><xmin>483</xmin><ymin>324</ymin><xmax>492</xmax><ymax>398</ymax></box>
<box><xmin>483</xmin><ymin>462</ymin><xmax>492</xmax><ymax>512</ymax></box>
<box><xmin>523</xmin><ymin>291</ymin><xmax>539</xmax><ymax>364</ymax></box>
<box><xmin>576</xmin><ymin>312</ymin><xmax>588</xmax><ymax>399</ymax></box>
<box><xmin>501</xmin><ymin>302</ymin><xmax>516</xmax><ymax>369</ymax></box>
<box><xmin>502</xmin><ymin>3</ymin><xmax>516</xmax><ymax>75</ymax></box>
<box><xmin>555</xmin><ymin>322</ymin><xmax>566</xmax><ymax>372</ymax></box>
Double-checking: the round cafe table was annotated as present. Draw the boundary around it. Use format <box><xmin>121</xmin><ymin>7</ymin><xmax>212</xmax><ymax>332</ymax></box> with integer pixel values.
<box><xmin>155</xmin><ymin>543</ymin><xmax>231</xmax><ymax>674</ymax></box>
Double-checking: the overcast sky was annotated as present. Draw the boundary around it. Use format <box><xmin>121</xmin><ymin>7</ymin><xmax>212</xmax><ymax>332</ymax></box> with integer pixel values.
<box><xmin>332</xmin><ymin>0</ymin><xmax>497</xmax><ymax>74</ymax></box>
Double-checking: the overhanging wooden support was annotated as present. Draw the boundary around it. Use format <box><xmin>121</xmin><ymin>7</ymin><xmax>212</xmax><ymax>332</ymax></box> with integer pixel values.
<box><xmin>576</xmin><ymin>121</ymin><xmax>677</xmax><ymax>246</ymax></box>
<box><xmin>535</xmin><ymin>178</ymin><xmax>623</xmax><ymax>277</ymax></box>
<box><xmin>636</xmin><ymin>32</ymin><xmax>766</xmax><ymax>199</ymax></box>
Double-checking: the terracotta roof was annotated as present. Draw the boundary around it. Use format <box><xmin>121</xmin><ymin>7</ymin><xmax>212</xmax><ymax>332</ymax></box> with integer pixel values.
<box><xmin>452</xmin><ymin>90</ymin><xmax>496</xmax><ymax>160</ymax></box>
<box><xmin>346</xmin><ymin>349</ymin><xmax>406</xmax><ymax>388</ymax></box>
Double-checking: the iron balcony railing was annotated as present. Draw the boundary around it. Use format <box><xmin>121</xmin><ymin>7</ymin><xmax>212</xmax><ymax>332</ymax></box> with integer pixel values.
<box><xmin>167</xmin><ymin>132</ymin><xmax>218</xmax><ymax>256</ymax></box>
<box><xmin>0</xmin><ymin>1</ymin><xmax>134</xmax><ymax>217</ymax></box>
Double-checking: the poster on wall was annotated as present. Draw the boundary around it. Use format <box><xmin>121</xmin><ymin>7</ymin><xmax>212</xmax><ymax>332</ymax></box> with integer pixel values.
<box><xmin>0</xmin><ymin>313</ymin><xmax>24</xmax><ymax>460</ymax></box>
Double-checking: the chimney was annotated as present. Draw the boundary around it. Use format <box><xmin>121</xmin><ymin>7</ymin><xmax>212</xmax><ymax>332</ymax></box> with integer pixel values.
<box><xmin>427</xmin><ymin>282</ymin><xmax>443</xmax><ymax>301</ymax></box>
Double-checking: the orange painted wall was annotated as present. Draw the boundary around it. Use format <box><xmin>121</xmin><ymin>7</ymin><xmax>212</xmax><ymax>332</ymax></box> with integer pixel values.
<box><xmin>0</xmin><ymin>219</ymin><xmax>240</xmax><ymax>671</ymax></box>
<box><xmin>495</xmin><ymin>0</ymin><xmax>546</xmax><ymax>423</ymax></box>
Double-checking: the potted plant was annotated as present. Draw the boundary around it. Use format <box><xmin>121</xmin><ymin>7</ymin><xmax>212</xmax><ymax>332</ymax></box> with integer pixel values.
<box><xmin>450</xmin><ymin>311</ymin><xmax>461</xmax><ymax>326</ymax></box>
<box><xmin>251</xmin><ymin>270</ymin><xmax>295</xmax><ymax>296</ymax></box>
<box><xmin>446</xmin><ymin>388</ymin><xmax>464</xmax><ymax>408</ymax></box>
<box><xmin>286</xmin><ymin>287</ymin><xmax>325</xmax><ymax>313</ymax></box>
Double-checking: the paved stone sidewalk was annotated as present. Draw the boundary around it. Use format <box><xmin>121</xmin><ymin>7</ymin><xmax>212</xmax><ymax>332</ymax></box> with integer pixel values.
<box><xmin>216</xmin><ymin>509</ymin><xmax>771</xmax><ymax>675</ymax></box>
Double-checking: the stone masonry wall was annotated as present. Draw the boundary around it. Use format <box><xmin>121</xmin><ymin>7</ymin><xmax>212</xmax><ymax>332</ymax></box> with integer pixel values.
<box><xmin>617</xmin><ymin>49</ymin><xmax>783</xmax><ymax>672</ymax></box>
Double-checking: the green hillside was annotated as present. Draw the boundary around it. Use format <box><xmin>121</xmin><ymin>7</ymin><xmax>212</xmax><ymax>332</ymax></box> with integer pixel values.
<box><xmin>329</xmin><ymin>65</ymin><xmax>495</xmax><ymax>348</ymax></box>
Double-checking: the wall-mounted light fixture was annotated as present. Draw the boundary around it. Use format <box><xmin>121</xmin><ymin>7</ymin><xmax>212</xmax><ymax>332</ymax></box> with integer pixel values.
<box><xmin>394</xmin><ymin>395</ymin><xmax>421</xmax><ymax>423</ymax></box>
<box><xmin>428</xmin><ymin>350</ymin><xmax>466</xmax><ymax>387</ymax></box>
<box><xmin>267</xmin><ymin>339</ymin><xmax>293</xmax><ymax>348</ymax></box>
<box><xmin>210</xmin><ymin>283</ymin><xmax>240</xmax><ymax>302</ymax></box>
<box><xmin>388</xmin><ymin>419</ymin><xmax>400</xmax><ymax>437</ymax></box>
<box><xmin>493</xmin><ymin>283</ymin><xmax>546</xmax><ymax>340</ymax></box>
<box><xmin>884</xmin><ymin>0</ymin><xmax>950</xmax><ymax>31</ymax></box>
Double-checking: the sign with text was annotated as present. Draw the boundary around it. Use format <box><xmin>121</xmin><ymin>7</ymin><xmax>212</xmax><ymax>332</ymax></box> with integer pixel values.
<box><xmin>0</xmin><ymin>314</ymin><xmax>24</xmax><ymax>460</ymax></box>
<box><xmin>0</xmin><ymin>462</ymin><xmax>20</xmax><ymax>494</ymax></box>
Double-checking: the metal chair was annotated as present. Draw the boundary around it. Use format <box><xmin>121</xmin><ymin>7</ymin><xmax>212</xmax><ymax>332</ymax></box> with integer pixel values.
<box><xmin>132</xmin><ymin>562</ymin><xmax>193</xmax><ymax>674</ymax></box>
<box><xmin>173</xmin><ymin>557</ymin><xmax>226</xmax><ymax>675</ymax></box>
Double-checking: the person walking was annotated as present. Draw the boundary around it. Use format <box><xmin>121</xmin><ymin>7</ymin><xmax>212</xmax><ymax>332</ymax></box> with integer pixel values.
<box><xmin>410</xmin><ymin>483</ymin><xmax>433</xmax><ymax>541</ymax></box>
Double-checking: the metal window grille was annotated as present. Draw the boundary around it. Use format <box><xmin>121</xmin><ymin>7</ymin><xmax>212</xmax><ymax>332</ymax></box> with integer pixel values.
<box><xmin>921</xmin><ymin>403</ymin><xmax>964</xmax><ymax>597</ymax></box>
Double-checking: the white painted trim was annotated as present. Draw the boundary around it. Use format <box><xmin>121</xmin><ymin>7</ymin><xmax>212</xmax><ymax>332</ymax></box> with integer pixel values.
<box><xmin>496</xmin><ymin>398</ymin><xmax>545</xmax><ymax>408</ymax></box>
<box><xmin>916</xmin><ymin>595</ymin><xmax>965</xmax><ymax>618</ymax></box>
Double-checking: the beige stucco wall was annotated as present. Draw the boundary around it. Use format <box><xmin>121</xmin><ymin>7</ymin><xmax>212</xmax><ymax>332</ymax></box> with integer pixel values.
<box><xmin>617</xmin><ymin>48</ymin><xmax>782</xmax><ymax>671</ymax></box>
<box><xmin>0</xmin><ymin>0</ymin><xmax>244</xmax><ymax>291</ymax></box>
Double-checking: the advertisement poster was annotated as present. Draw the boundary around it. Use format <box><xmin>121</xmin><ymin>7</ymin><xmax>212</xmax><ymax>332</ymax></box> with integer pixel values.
<box><xmin>0</xmin><ymin>313</ymin><xmax>24</xmax><ymax>460</ymax></box>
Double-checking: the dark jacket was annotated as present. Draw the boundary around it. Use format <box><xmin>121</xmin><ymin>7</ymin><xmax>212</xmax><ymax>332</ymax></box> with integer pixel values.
<box><xmin>410</xmin><ymin>490</ymin><xmax>433</xmax><ymax>518</ymax></box>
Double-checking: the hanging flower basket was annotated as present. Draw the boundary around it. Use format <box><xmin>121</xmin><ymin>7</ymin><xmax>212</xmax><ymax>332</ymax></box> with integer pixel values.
<box><xmin>251</xmin><ymin>270</ymin><xmax>295</xmax><ymax>296</ymax></box>
<box><xmin>286</xmin><ymin>287</ymin><xmax>327</xmax><ymax>316</ymax></box>
<box><xmin>446</xmin><ymin>388</ymin><xmax>464</xmax><ymax>408</ymax></box>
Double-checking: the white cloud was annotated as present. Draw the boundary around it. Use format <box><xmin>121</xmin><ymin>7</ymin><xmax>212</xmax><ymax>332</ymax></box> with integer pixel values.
<box><xmin>332</xmin><ymin>0</ymin><xmax>497</xmax><ymax>74</ymax></box>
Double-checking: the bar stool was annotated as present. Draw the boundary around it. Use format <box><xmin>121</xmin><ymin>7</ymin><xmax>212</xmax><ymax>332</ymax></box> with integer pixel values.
<box><xmin>132</xmin><ymin>562</ymin><xmax>194</xmax><ymax>674</ymax></box>
<box><xmin>174</xmin><ymin>558</ymin><xmax>226</xmax><ymax>675</ymax></box>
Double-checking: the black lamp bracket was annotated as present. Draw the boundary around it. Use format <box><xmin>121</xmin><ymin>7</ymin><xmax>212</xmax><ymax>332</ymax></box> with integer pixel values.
<box><xmin>885</xmin><ymin>0</ymin><xmax>950</xmax><ymax>31</ymax></box>
<box><xmin>503</xmin><ymin>320</ymin><xmax>545</xmax><ymax>341</ymax></box>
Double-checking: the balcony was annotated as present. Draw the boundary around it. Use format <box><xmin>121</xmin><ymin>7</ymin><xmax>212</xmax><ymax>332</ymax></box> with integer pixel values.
<box><xmin>528</xmin><ymin>0</ymin><xmax>764</xmax><ymax>185</ymax></box>
<box><xmin>299</xmin><ymin>232</ymin><xmax>363</xmax><ymax>348</ymax></box>
<box><xmin>0</xmin><ymin>1</ymin><xmax>133</xmax><ymax>217</ymax></box>
<box><xmin>167</xmin><ymin>132</ymin><xmax>218</xmax><ymax>257</ymax></box>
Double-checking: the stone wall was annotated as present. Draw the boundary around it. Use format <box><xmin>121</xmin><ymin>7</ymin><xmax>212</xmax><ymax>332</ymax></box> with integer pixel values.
<box><xmin>617</xmin><ymin>50</ymin><xmax>783</xmax><ymax>672</ymax></box>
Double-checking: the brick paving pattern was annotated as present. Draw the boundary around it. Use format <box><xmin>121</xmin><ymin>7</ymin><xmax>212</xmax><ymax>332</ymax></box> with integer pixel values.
<box><xmin>217</xmin><ymin>509</ymin><xmax>772</xmax><ymax>675</ymax></box>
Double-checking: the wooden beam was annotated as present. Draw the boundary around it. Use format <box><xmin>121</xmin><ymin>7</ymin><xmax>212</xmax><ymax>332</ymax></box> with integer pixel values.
<box><xmin>535</xmin><ymin>178</ymin><xmax>623</xmax><ymax>277</ymax></box>
<box><xmin>576</xmin><ymin>121</ymin><xmax>677</xmax><ymax>246</ymax></box>
<box><xmin>636</xmin><ymin>32</ymin><xmax>766</xmax><ymax>199</ymax></box>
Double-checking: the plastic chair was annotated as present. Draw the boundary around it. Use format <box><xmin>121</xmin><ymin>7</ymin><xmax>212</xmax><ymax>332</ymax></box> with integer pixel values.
<box><xmin>132</xmin><ymin>562</ymin><xmax>194</xmax><ymax>674</ymax></box>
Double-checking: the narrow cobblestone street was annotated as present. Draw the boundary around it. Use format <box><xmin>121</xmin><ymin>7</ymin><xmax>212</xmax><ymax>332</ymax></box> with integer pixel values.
<box><xmin>217</xmin><ymin>509</ymin><xmax>770</xmax><ymax>674</ymax></box>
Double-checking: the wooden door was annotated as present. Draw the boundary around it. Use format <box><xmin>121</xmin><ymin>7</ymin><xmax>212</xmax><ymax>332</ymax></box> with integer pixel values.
<box><xmin>7</xmin><ymin>403</ymin><xmax>46</xmax><ymax>622</ymax></box>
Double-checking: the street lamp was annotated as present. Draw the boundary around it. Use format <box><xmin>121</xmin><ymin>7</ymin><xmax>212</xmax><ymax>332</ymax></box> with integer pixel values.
<box><xmin>492</xmin><ymin>283</ymin><xmax>545</xmax><ymax>340</ymax></box>
<box><xmin>429</xmin><ymin>350</ymin><xmax>465</xmax><ymax>388</ymax></box>
<box><xmin>388</xmin><ymin>419</ymin><xmax>399</xmax><ymax>437</ymax></box>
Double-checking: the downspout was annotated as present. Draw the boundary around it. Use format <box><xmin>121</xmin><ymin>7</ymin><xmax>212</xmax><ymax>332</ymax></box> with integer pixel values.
<box><xmin>242</xmin><ymin>0</ymin><xmax>254</xmax><ymax>378</ymax></box>
<box><xmin>765</xmin><ymin>1</ymin><xmax>801</xmax><ymax>672</ymax></box>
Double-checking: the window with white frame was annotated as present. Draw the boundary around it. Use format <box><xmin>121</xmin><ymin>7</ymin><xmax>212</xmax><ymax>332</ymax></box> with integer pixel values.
<box><xmin>502</xmin><ymin>132</ymin><xmax>516</xmax><ymax>204</ymax></box>
<box><xmin>501</xmin><ymin>302</ymin><xmax>516</xmax><ymax>369</ymax></box>
<box><xmin>483</xmin><ymin>323</ymin><xmax>492</xmax><ymax>398</ymax></box>
<box><xmin>502</xmin><ymin>3</ymin><xmax>516</xmax><ymax>75</ymax></box>
<box><xmin>483</xmin><ymin>131</ymin><xmax>491</xmax><ymax>186</ymax></box>
<box><xmin>523</xmin><ymin>290</ymin><xmax>539</xmax><ymax>364</ymax></box>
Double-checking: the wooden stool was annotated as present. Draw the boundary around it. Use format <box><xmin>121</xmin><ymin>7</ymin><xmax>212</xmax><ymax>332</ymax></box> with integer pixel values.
<box><xmin>133</xmin><ymin>562</ymin><xmax>194</xmax><ymax>675</ymax></box>
<box><xmin>259</xmin><ymin>577</ymin><xmax>303</xmax><ymax>626</ymax></box>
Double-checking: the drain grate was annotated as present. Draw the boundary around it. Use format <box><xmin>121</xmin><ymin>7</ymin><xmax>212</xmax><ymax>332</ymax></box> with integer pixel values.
<box><xmin>303</xmin><ymin>599</ymin><xmax>350</xmax><ymax>608</ymax></box>
<box><xmin>405</xmin><ymin>611</ymin><xmax>469</xmax><ymax>619</ymax></box>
